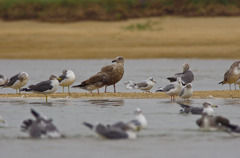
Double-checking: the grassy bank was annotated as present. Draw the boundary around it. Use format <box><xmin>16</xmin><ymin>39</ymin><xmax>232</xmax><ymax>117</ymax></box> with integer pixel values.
<box><xmin>0</xmin><ymin>0</ymin><xmax>240</xmax><ymax>22</ymax></box>
<box><xmin>0</xmin><ymin>17</ymin><xmax>240</xmax><ymax>59</ymax></box>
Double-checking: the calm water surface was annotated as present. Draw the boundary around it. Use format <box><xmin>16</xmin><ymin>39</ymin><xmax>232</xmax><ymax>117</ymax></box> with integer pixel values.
<box><xmin>0</xmin><ymin>59</ymin><xmax>240</xmax><ymax>158</ymax></box>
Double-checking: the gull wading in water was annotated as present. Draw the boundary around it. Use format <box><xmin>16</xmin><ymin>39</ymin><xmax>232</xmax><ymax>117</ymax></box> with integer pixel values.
<box><xmin>127</xmin><ymin>108</ymin><xmax>147</xmax><ymax>131</ymax></box>
<box><xmin>58</xmin><ymin>70</ymin><xmax>76</xmax><ymax>94</ymax></box>
<box><xmin>1</xmin><ymin>72</ymin><xmax>29</xmax><ymax>94</ymax></box>
<box><xmin>21</xmin><ymin>75</ymin><xmax>59</xmax><ymax>103</ymax></box>
<box><xmin>177</xmin><ymin>102</ymin><xmax>218</xmax><ymax>115</ymax></box>
<box><xmin>21</xmin><ymin>109</ymin><xmax>62</xmax><ymax>138</ymax></box>
<box><xmin>124</xmin><ymin>77</ymin><xmax>156</xmax><ymax>92</ymax></box>
<box><xmin>156</xmin><ymin>77</ymin><xmax>183</xmax><ymax>101</ymax></box>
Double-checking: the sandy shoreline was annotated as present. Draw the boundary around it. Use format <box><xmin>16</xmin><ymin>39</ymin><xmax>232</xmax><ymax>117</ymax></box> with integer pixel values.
<box><xmin>1</xmin><ymin>17</ymin><xmax>240</xmax><ymax>59</ymax></box>
<box><xmin>0</xmin><ymin>91</ymin><xmax>240</xmax><ymax>99</ymax></box>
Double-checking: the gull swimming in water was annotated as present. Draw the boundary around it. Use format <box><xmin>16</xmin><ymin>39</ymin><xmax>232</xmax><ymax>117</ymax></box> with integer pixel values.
<box><xmin>156</xmin><ymin>77</ymin><xmax>183</xmax><ymax>101</ymax></box>
<box><xmin>21</xmin><ymin>75</ymin><xmax>59</xmax><ymax>103</ymax></box>
<box><xmin>219</xmin><ymin>61</ymin><xmax>240</xmax><ymax>90</ymax></box>
<box><xmin>21</xmin><ymin>109</ymin><xmax>62</xmax><ymax>138</ymax></box>
<box><xmin>83</xmin><ymin>121</ymin><xmax>137</xmax><ymax>139</ymax></box>
<box><xmin>99</xmin><ymin>56</ymin><xmax>124</xmax><ymax>93</ymax></box>
<box><xmin>167</xmin><ymin>63</ymin><xmax>194</xmax><ymax>85</ymax></box>
<box><xmin>72</xmin><ymin>72</ymin><xmax>109</xmax><ymax>94</ymax></box>
<box><xmin>1</xmin><ymin>72</ymin><xmax>29</xmax><ymax>94</ymax></box>
<box><xmin>58</xmin><ymin>70</ymin><xmax>76</xmax><ymax>94</ymax></box>
<box><xmin>177</xmin><ymin>102</ymin><xmax>218</xmax><ymax>115</ymax></box>
<box><xmin>179</xmin><ymin>83</ymin><xmax>193</xmax><ymax>100</ymax></box>
<box><xmin>0</xmin><ymin>74</ymin><xmax>8</xmax><ymax>86</ymax></box>
<box><xmin>127</xmin><ymin>108</ymin><xmax>147</xmax><ymax>131</ymax></box>
<box><xmin>125</xmin><ymin>77</ymin><xmax>156</xmax><ymax>92</ymax></box>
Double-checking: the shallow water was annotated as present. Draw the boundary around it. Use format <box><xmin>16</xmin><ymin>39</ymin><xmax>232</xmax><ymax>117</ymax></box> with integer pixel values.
<box><xmin>0</xmin><ymin>59</ymin><xmax>240</xmax><ymax>158</ymax></box>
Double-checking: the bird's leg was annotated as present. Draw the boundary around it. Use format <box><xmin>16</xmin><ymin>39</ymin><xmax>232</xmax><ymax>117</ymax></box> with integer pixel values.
<box><xmin>62</xmin><ymin>87</ymin><xmax>64</xmax><ymax>93</ymax></box>
<box><xmin>113</xmin><ymin>84</ymin><xmax>116</xmax><ymax>93</ymax></box>
<box><xmin>97</xmin><ymin>88</ymin><xmax>99</xmax><ymax>94</ymax></box>
<box><xmin>234</xmin><ymin>84</ymin><xmax>236</xmax><ymax>90</ymax></box>
<box><xmin>45</xmin><ymin>95</ymin><xmax>48</xmax><ymax>103</ymax></box>
<box><xmin>16</xmin><ymin>89</ymin><xmax>18</xmax><ymax>94</ymax></box>
<box><xmin>105</xmin><ymin>85</ymin><xmax>107</xmax><ymax>93</ymax></box>
<box><xmin>229</xmin><ymin>84</ymin><xmax>231</xmax><ymax>90</ymax></box>
<box><xmin>18</xmin><ymin>88</ymin><xmax>21</xmax><ymax>94</ymax></box>
<box><xmin>171</xmin><ymin>95</ymin><xmax>172</xmax><ymax>101</ymax></box>
<box><xmin>68</xmin><ymin>86</ymin><xmax>71</xmax><ymax>95</ymax></box>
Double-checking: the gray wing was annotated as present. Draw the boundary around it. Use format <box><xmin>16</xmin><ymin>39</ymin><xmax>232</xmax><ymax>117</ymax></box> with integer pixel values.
<box><xmin>162</xmin><ymin>83</ymin><xmax>175</xmax><ymax>92</ymax></box>
<box><xmin>167</xmin><ymin>72</ymin><xmax>183</xmax><ymax>82</ymax></box>
<box><xmin>190</xmin><ymin>107</ymin><xmax>203</xmax><ymax>114</ymax></box>
<box><xmin>96</xmin><ymin>123</ymin><xmax>128</xmax><ymax>139</ymax></box>
<box><xmin>29</xmin><ymin>80</ymin><xmax>53</xmax><ymax>92</ymax></box>
<box><xmin>179</xmin><ymin>87</ymin><xmax>185</xmax><ymax>97</ymax></box>
<box><xmin>136</xmin><ymin>81</ymin><xmax>148</xmax><ymax>88</ymax></box>
<box><xmin>5</xmin><ymin>73</ymin><xmax>20</xmax><ymax>86</ymax></box>
<box><xmin>181</xmin><ymin>70</ymin><xmax>194</xmax><ymax>84</ymax></box>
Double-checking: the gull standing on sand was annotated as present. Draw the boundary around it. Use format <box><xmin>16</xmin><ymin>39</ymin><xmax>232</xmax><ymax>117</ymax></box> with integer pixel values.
<box><xmin>177</xmin><ymin>101</ymin><xmax>218</xmax><ymax>115</ymax></box>
<box><xmin>219</xmin><ymin>61</ymin><xmax>240</xmax><ymax>90</ymax></box>
<box><xmin>21</xmin><ymin>109</ymin><xmax>62</xmax><ymax>138</ymax></box>
<box><xmin>83</xmin><ymin>121</ymin><xmax>137</xmax><ymax>139</ymax></box>
<box><xmin>0</xmin><ymin>74</ymin><xmax>8</xmax><ymax>86</ymax></box>
<box><xmin>156</xmin><ymin>77</ymin><xmax>183</xmax><ymax>101</ymax></box>
<box><xmin>72</xmin><ymin>72</ymin><xmax>109</xmax><ymax>93</ymax></box>
<box><xmin>125</xmin><ymin>77</ymin><xmax>156</xmax><ymax>92</ymax></box>
<box><xmin>167</xmin><ymin>63</ymin><xmax>194</xmax><ymax>85</ymax></box>
<box><xmin>21</xmin><ymin>75</ymin><xmax>59</xmax><ymax>103</ymax></box>
<box><xmin>179</xmin><ymin>83</ymin><xmax>193</xmax><ymax>100</ymax></box>
<box><xmin>58</xmin><ymin>70</ymin><xmax>76</xmax><ymax>94</ymax></box>
<box><xmin>100</xmin><ymin>56</ymin><xmax>124</xmax><ymax>93</ymax></box>
<box><xmin>127</xmin><ymin>108</ymin><xmax>147</xmax><ymax>131</ymax></box>
<box><xmin>1</xmin><ymin>72</ymin><xmax>29</xmax><ymax>94</ymax></box>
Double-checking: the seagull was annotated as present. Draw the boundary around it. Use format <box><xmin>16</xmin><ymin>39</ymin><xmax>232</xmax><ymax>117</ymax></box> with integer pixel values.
<box><xmin>125</xmin><ymin>77</ymin><xmax>156</xmax><ymax>92</ymax></box>
<box><xmin>167</xmin><ymin>63</ymin><xmax>194</xmax><ymax>85</ymax></box>
<box><xmin>127</xmin><ymin>108</ymin><xmax>147</xmax><ymax>131</ymax></box>
<box><xmin>219</xmin><ymin>61</ymin><xmax>240</xmax><ymax>90</ymax></box>
<box><xmin>58</xmin><ymin>70</ymin><xmax>76</xmax><ymax>94</ymax></box>
<box><xmin>72</xmin><ymin>72</ymin><xmax>109</xmax><ymax>94</ymax></box>
<box><xmin>21</xmin><ymin>109</ymin><xmax>62</xmax><ymax>138</ymax></box>
<box><xmin>1</xmin><ymin>72</ymin><xmax>29</xmax><ymax>94</ymax></box>
<box><xmin>156</xmin><ymin>77</ymin><xmax>183</xmax><ymax>101</ymax></box>
<box><xmin>196</xmin><ymin>113</ymin><xmax>230</xmax><ymax>131</ymax></box>
<box><xmin>83</xmin><ymin>121</ymin><xmax>137</xmax><ymax>139</ymax></box>
<box><xmin>177</xmin><ymin>102</ymin><xmax>218</xmax><ymax>115</ymax></box>
<box><xmin>179</xmin><ymin>83</ymin><xmax>193</xmax><ymax>100</ymax></box>
<box><xmin>0</xmin><ymin>74</ymin><xmax>8</xmax><ymax>86</ymax></box>
<box><xmin>21</xmin><ymin>75</ymin><xmax>59</xmax><ymax>103</ymax></box>
<box><xmin>100</xmin><ymin>56</ymin><xmax>124</xmax><ymax>93</ymax></box>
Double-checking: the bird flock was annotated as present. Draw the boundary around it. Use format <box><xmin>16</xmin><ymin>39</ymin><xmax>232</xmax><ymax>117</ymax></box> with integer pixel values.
<box><xmin>0</xmin><ymin>58</ymin><xmax>240</xmax><ymax>139</ymax></box>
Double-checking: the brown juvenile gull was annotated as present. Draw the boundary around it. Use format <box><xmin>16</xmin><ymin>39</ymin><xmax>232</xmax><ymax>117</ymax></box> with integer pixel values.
<box><xmin>167</xmin><ymin>63</ymin><xmax>194</xmax><ymax>85</ymax></box>
<box><xmin>58</xmin><ymin>69</ymin><xmax>76</xmax><ymax>94</ymax></box>
<box><xmin>219</xmin><ymin>61</ymin><xmax>240</xmax><ymax>90</ymax></box>
<box><xmin>72</xmin><ymin>72</ymin><xmax>109</xmax><ymax>94</ymax></box>
<box><xmin>1</xmin><ymin>72</ymin><xmax>29</xmax><ymax>94</ymax></box>
<box><xmin>100</xmin><ymin>56</ymin><xmax>124</xmax><ymax>93</ymax></box>
<box><xmin>21</xmin><ymin>109</ymin><xmax>62</xmax><ymax>138</ymax></box>
<box><xmin>21</xmin><ymin>75</ymin><xmax>59</xmax><ymax>103</ymax></box>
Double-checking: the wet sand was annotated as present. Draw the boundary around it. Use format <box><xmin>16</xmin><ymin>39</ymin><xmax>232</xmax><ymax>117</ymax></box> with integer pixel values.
<box><xmin>0</xmin><ymin>17</ymin><xmax>240</xmax><ymax>59</ymax></box>
<box><xmin>0</xmin><ymin>90</ymin><xmax>239</xmax><ymax>99</ymax></box>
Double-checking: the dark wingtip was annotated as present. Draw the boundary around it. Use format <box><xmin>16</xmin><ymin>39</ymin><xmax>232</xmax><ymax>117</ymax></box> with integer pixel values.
<box><xmin>218</xmin><ymin>81</ymin><xmax>223</xmax><ymax>85</ymax></box>
<box><xmin>30</xmin><ymin>109</ymin><xmax>40</xmax><ymax>118</ymax></box>
<box><xmin>83</xmin><ymin>122</ymin><xmax>94</xmax><ymax>129</ymax></box>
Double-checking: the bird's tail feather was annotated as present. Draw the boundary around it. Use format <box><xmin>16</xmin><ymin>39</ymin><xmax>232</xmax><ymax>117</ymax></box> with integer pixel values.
<box><xmin>83</xmin><ymin>122</ymin><xmax>94</xmax><ymax>129</ymax></box>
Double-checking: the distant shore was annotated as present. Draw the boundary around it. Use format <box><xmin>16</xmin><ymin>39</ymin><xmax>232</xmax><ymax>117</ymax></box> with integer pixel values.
<box><xmin>0</xmin><ymin>17</ymin><xmax>240</xmax><ymax>59</ymax></box>
<box><xmin>0</xmin><ymin>91</ymin><xmax>240</xmax><ymax>99</ymax></box>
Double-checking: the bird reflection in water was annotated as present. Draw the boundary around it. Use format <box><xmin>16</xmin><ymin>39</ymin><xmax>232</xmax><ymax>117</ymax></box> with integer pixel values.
<box><xmin>84</xmin><ymin>99</ymin><xmax>124</xmax><ymax>106</ymax></box>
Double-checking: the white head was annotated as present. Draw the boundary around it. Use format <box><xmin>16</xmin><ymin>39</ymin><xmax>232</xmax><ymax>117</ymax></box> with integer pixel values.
<box><xmin>148</xmin><ymin>77</ymin><xmax>156</xmax><ymax>83</ymax></box>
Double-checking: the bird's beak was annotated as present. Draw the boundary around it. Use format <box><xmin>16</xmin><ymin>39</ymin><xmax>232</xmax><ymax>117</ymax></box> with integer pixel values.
<box><xmin>211</xmin><ymin>104</ymin><xmax>218</xmax><ymax>108</ymax></box>
<box><xmin>0</xmin><ymin>119</ymin><xmax>6</xmax><ymax>124</ymax></box>
<box><xmin>58</xmin><ymin>78</ymin><xmax>62</xmax><ymax>82</ymax></box>
<box><xmin>153</xmin><ymin>80</ymin><xmax>156</xmax><ymax>83</ymax></box>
